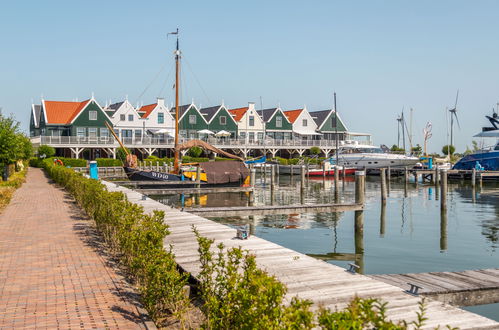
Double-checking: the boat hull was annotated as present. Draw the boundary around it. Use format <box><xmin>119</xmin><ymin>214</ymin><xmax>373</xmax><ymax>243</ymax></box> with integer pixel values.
<box><xmin>308</xmin><ymin>168</ymin><xmax>357</xmax><ymax>177</ymax></box>
<box><xmin>452</xmin><ymin>151</ymin><xmax>499</xmax><ymax>171</ymax></box>
<box><xmin>337</xmin><ymin>153</ymin><xmax>419</xmax><ymax>169</ymax></box>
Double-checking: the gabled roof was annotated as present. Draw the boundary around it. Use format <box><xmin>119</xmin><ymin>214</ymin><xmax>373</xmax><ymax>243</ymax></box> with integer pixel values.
<box><xmin>43</xmin><ymin>100</ymin><xmax>90</xmax><ymax>125</ymax></box>
<box><xmin>256</xmin><ymin>108</ymin><xmax>278</xmax><ymax>122</ymax></box>
<box><xmin>139</xmin><ymin>104</ymin><xmax>157</xmax><ymax>118</ymax></box>
<box><xmin>283</xmin><ymin>109</ymin><xmax>303</xmax><ymax>124</ymax></box>
<box><xmin>199</xmin><ymin>105</ymin><xmax>222</xmax><ymax>122</ymax></box>
<box><xmin>108</xmin><ymin>101</ymin><xmax>123</xmax><ymax>110</ymax></box>
<box><xmin>32</xmin><ymin>104</ymin><xmax>41</xmax><ymax>128</ymax></box>
<box><xmin>228</xmin><ymin>107</ymin><xmax>248</xmax><ymax>122</ymax></box>
<box><xmin>310</xmin><ymin>110</ymin><xmax>331</xmax><ymax>127</ymax></box>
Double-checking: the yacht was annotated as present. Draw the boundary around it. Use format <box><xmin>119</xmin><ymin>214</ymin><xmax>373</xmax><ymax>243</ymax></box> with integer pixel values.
<box><xmin>452</xmin><ymin>112</ymin><xmax>499</xmax><ymax>171</ymax></box>
<box><xmin>336</xmin><ymin>144</ymin><xmax>420</xmax><ymax>169</ymax></box>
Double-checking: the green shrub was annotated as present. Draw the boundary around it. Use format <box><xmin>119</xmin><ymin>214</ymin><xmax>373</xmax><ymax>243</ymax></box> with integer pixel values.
<box><xmin>37</xmin><ymin>145</ymin><xmax>56</xmax><ymax>158</ymax></box>
<box><xmin>117</xmin><ymin>147</ymin><xmax>130</xmax><ymax>162</ymax></box>
<box><xmin>188</xmin><ymin>146</ymin><xmax>203</xmax><ymax>158</ymax></box>
<box><xmin>43</xmin><ymin>162</ymin><xmax>189</xmax><ymax>326</ymax></box>
<box><xmin>310</xmin><ymin>146</ymin><xmax>321</xmax><ymax>155</ymax></box>
<box><xmin>96</xmin><ymin>158</ymin><xmax>122</xmax><ymax>167</ymax></box>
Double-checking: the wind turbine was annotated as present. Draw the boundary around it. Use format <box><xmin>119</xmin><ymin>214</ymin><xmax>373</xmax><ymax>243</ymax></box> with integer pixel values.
<box><xmin>396</xmin><ymin>109</ymin><xmax>406</xmax><ymax>151</ymax></box>
<box><xmin>448</xmin><ymin>90</ymin><xmax>460</xmax><ymax>148</ymax></box>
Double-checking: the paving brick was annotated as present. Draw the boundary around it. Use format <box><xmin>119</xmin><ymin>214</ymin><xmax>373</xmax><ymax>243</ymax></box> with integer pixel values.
<box><xmin>0</xmin><ymin>168</ymin><xmax>148</xmax><ymax>329</ymax></box>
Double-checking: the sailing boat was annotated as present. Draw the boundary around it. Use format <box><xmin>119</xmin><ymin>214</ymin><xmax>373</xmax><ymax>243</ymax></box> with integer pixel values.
<box><xmin>108</xmin><ymin>30</ymin><xmax>249</xmax><ymax>187</ymax></box>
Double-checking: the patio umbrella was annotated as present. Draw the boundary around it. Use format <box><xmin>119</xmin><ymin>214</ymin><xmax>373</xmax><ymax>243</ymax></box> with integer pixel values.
<box><xmin>198</xmin><ymin>129</ymin><xmax>215</xmax><ymax>135</ymax></box>
<box><xmin>215</xmin><ymin>130</ymin><xmax>231</xmax><ymax>137</ymax></box>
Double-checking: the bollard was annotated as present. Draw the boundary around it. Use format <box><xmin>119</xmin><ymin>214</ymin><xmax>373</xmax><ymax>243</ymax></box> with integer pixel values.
<box><xmin>440</xmin><ymin>169</ymin><xmax>448</xmax><ymax>212</ymax></box>
<box><xmin>471</xmin><ymin>168</ymin><xmax>476</xmax><ymax>189</ymax></box>
<box><xmin>380</xmin><ymin>168</ymin><xmax>387</xmax><ymax>204</ymax></box>
<box><xmin>250</xmin><ymin>168</ymin><xmax>256</xmax><ymax>187</ymax></box>
<box><xmin>355</xmin><ymin>171</ymin><xmax>366</xmax><ymax>204</ymax></box>
<box><xmin>196</xmin><ymin>166</ymin><xmax>201</xmax><ymax>188</ymax></box>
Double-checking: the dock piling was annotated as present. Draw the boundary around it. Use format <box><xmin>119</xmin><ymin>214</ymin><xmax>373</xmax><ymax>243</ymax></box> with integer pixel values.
<box><xmin>271</xmin><ymin>165</ymin><xmax>276</xmax><ymax>191</ymax></box>
<box><xmin>322</xmin><ymin>162</ymin><xmax>326</xmax><ymax>179</ymax></box>
<box><xmin>380</xmin><ymin>168</ymin><xmax>387</xmax><ymax>204</ymax></box>
<box><xmin>250</xmin><ymin>168</ymin><xmax>256</xmax><ymax>187</ymax></box>
<box><xmin>471</xmin><ymin>168</ymin><xmax>476</xmax><ymax>189</ymax></box>
<box><xmin>196</xmin><ymin>166</ymin><xmax>201</xmax><ymax>188</ymax></box>
<box><xmin>440</xmin><ymin>169</ymin><xmax>448</xmax><ymax>212</ymax></box>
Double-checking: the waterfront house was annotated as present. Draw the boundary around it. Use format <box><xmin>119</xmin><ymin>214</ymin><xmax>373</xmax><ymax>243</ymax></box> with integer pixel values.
<box><xmin>138</xmin><ymin>98</ymin><xmax>175</xmax><ymax>141</ymax></box>
<box><xmin>228</xmin><ymin>102</ymin><xmax>265</xmax><ymax>142</ymax></box>
<box><xmin>257</xmin><ymin>107</ymin><xmax>293</xmax><ymax>140</ymax></box>
<box><xmin>106</xmin><ymin>99</ymin><xmax>145</xmax><ymax>142</ymax></box>
<box><xmin>283</xmin><ymin>107</ymin><xmax>320</xmax><ymax>140</ymax></box>
<box><xmin>310</xmin><ymin>109</ymin><xmax>347</xmax><ymax>141</ymax></box>
<box><xmin>175</xmin><ymin>103</ymin><xmax>208</xmax><ymax>140</ymax></box>
<box><xmin>33</xmin><ymin>97</ymin><xmax>112</xmax><ymax>138</ymax></box>
<box><xmin>29</xmin><ymin>104</ymin><xmax>42</xmax><ymax>137</ymax></box>
<box><xmin>199</xmin><ymin>104</ymin><xmax>238</xmax><ymax>138</ymax></box>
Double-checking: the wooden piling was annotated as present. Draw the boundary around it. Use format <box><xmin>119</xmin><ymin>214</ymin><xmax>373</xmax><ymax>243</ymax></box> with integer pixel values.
<box><xmin>290</xmin><ymin>164</ymin><xmax>294</xmax><ymax>176</ymax></box>
<box><xmin>471</xmin><ymin>168</ymin><xmax>476</xmax><ymax>189</ymax></box>
<box><xmin>354</xmin><ymin>170</ymin><xmax>365</xmax><ymax>274</ymax></box>
<box><xmin>440</xmin><ymin>208</ymin><xmax>448</xmax><ymax>251</ymax></box>
<box><xmin>271</xmin><ymin>164</ymin><xmax>276</xmax><ymax>191</ymax></box>
<box><xmin>404</xmin><ymin>167</ymin><xmax>409</xmax><ymax>183</ymax></box>
<box><xmin>334</xmin><ymin>166</ymin><xmax>340</xmax><ymax>202</ymax></box>
<box><xmin>322</xmin><ymin>162</ymin><xmax>326</xmax><ymax>179</ymax></box>
<box><xmin>300</xmin><ymin>165</ymin><xmax>306</xmax><ymax>201</ymax></box>
<box><xmin>196</xmin><ymin>166</ymin><xmax>201</xmax><ymax>189</ymax></box>
<box><xmin>435</xmin><ymin>166</ymin><xmax>440</xmax><ymax>186</ymax></box>
<box><xmin>355</xmin><ymin>170</ymin><xmax>365</xmax><ymax>205</ymax></box>
<box><xmin>380</xmin><ymin>202</ymin><xmax>386</xmax><ymax>237</ymax></box>
<box><xmin>380</xmin><ymin>168</ymin><xmax>387</xmax><ymax>204</ymax></box>
<box><xmin>156</xmin><ymin>161</ymin><xmax>159</xmax><ymax>172</ymax></box>
<box><xmin>250</xmin><ymin>168</ymin><xmax>256</xmax><ymax>187</ymax></box>
<box><xmin>440</xmin><ymin>169</ymin><xmax>448</xmax><ymax>212</ymax></box>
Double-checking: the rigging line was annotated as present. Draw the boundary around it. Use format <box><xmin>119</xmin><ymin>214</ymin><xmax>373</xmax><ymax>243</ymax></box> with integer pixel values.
<box><xmin>134</xmin><ymin>59</ymin><xmax>169</xmax><ymax>104</ymax></box>
<box><xmin>182</xmin><ymin>54</ymin><xmax>212</xmax><ymax>106</ymax></box>
<box><xmin>158</xmin><ymin>62</ymin><xmax>176</xmax><ymax>97</ymax></box>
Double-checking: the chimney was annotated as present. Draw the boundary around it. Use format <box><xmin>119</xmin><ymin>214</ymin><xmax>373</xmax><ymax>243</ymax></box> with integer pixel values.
<box><xmin>157</xmin><ymin>97</ymin><xmax>165</xmax><ymax>107</ymax></box>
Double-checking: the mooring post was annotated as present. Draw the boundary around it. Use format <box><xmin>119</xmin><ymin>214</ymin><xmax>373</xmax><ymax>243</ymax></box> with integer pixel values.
<box><xmin>355</xmin><ymin>170</ymin><xmax>365</xmax><ymax>205</ymax></box>
<box><xmin>196</xmin><ymin>166</ymin><xmax>201</xmax><ymax>188</ymax></box>
<box><xmin>471</xmin><ymin>168</ymin><xmax>476</xmax><ymax>189</ymax></box>
<box><xmin>380</xmin><ymin>168</ymin><xmax>387</xmax><ymax>204</ymax></box>
<box><xmin>380</xmin><ymin>202</ymin><xmax>386</xmax><ymax>237</ymax></box>
<box><xmin>440</xmin><ymin>169</ymin><xmax>448</xmax><ymax>212</ymax></box>
<box><xmin>300</xmin><ymin>165</ymin><xmax>306</xmax><ymax>202</ymax></box>
<box><xmin>250</xmin><ymin>168</ymin><xmax>256</xmax><ymax>188</ymax></box>
<box><xmin>271</xmin><ymin>164</ymin><xmax>276</xmax><ymax>191</ymax></box>
<box><xmin>404</xmin><ymin>167</ymin><xmax>409</xmax><ymax>183</ymax></box>
<box><xmin>334</xmin><ymin>166</ymin><xmax>340</xmax><ymax>202</ymax></box>
<box><xmin>435</xmin><ymin>166</ymin><xmax>440</xmax><ymax>186</ymax></box>
<box><xmin>354</xmin><ymin>170</ymin><xmax>365</xmax><ymax>274</ymax></box>
<box><xmin>290</xmin><ymin>164</ymin><xmax>294</xmax><ymax>176</ymax></box>
<box><xmin>440</xmin><ymin>208</ymin><xmax>448</xmax><ymax>251</ymax></box>
<box><xmin>275</xmin><ymin>163</ymin><xmax>280</xmax><ymax>185</ymax></box>
<box><xmin>322</xmin><ymin>162</ymin><xmax>326</xmax><ymax>179</ymax></box>
<box><xmin>156</xmin><ymin>161</ymin><xmax>159</xmax><ymax>172</ymax></box>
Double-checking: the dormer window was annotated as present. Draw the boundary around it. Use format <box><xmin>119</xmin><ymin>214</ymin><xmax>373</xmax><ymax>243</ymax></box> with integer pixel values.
<box><xmin>89</xmin><ymin>111</ymin><xmax>97</xmax><ymax>121</ymax></box>
<box><xmin>189</xmin><ymin>115</ymin><xmax>196</xmax><ymax>124</ymax></box>
<box><xmin>276</xmin><ymin>116</ymin><xmax>282</xmax><ymax>128</ymax></box>
<box><xmin>128</xmin><ymin>114</ymin><xmax>133</xmax><ymax>122</ymax></box>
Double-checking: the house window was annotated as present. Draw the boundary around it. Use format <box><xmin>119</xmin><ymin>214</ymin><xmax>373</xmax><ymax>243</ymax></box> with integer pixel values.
<box><xmin>220</xmin><ymin>116</ymin><xmax>227</xmax><ymax>125</ymax></box>
<box><xmin>114</xmin><ymin>129</ymin><xmax>120</xmax><ymax>138</ymax></box>
<box><xmin>158</xmin><ymin>112</ymin><xmax>164</xmax><ymax>124</ymax></box>
<box><xmin>76</xmin><ymin>127</ymin><xmax>85</xmax><ymax>137</ymax></box>
<box><xmin>120</xmin><ymin>114</ymin><xmax>125</xmax><ymax>121</ymax></box>
<box><xmin>240</xmin><ymin>132</ymin><xmax>246</xmax><ymax>139</ymax></box>
<box><xmin>51</xmin><ymin>129</ymin><xmax>61</xmax><ymax>137</ymax></box>
<box><xmin>249</xmin><ymin>116</ymin><xmax>255</xmax><ymax>127</ymax></box>
<box><xmin>180</xmin><ymin>130</ymin><xmax>187</xmax><ymax>138</ymax></box>
<box><xmin>257</xmin><ymin>132</ymin><xmax>264</xmax><ymax>140</ymax></box>
<box><xmin>135</xmin><ymin>130</ymin><xmax>142</xmax><ymax>139</ymax></box>
<box><xmin>189</xmin><ymin>115</ymin><xmax>196</xmax><ymax>124</ymax></box>
<box><xmin>276</xmin><ymin>116</ymin><xmax>282</xmax><ymax>128</ymax></box>
<box><xmin>41</xmin><ymin>128</ymin><xmax>46</xmax><ymax>135</ymax></box>
<box><xmin>89</xmin><ymin>111</ymin><xmax>97</xmax><ymax>121</ymax></box>
<box><xmin>100</xmin><ymin>128</ymin><xmax>109</xmax><ymax>138</ymax></box>
<box><xmin>128</xmin><ymin>114</ymin><xmax>134</xmax><ymax>122</ymax></box>
<box><xmin>122</xmin><ymin>130</ymin><xmax>133</xmax><ymax>138</ymax></box>
<box><xmin>88</xmin><ymin>127</ymin><xmax>97</xmax><ymax>138</ymax></box>
<box><xmin>249</xmin><ymin>132</ymin><xmax>255</xmax><ymax>141</ymax></box>
<box><xmin>302</xmin><ymin>119</ymin><xmax>308</xmax><ymax>127</ymax></box>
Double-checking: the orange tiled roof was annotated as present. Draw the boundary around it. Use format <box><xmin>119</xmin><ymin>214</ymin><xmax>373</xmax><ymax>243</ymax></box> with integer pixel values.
<box><xmin>139</xmin><ymin>104</ymin><xmax>156</xmax><ymax>118</ymax></box>
<box><xmin>43</xmin><ymin>100</ymin><xmax>90</xmax><ymax>124</ymax></box>
<box><xmin>228</xmin><ymin>107</ymin><xmax>248</xmax><ymax>122</ymax></box>
<box><xmin>283</xmin><ymin>109</ymin><xmax>303</xmax><ymax>124</ymax></box>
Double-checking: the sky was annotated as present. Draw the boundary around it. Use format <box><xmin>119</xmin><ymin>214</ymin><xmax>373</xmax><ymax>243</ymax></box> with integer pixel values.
<box><xmin>1</xmin><ymin>0</ymin><xmax>499</xmax><ymax>153</ymax></box>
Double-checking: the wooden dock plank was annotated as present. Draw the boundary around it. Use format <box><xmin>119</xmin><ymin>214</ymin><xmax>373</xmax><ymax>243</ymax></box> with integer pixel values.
<box><xmin>100</xmin><ymin>180</ymin><xmax>498</xmax><ymax>328</ymax></box>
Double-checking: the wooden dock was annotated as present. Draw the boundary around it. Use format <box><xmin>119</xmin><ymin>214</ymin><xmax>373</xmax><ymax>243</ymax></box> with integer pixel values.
<box><xmin>371</xmin><ymin>269</ymin><xmax>499</xmax><ymax>307</ymax></box>
<box><xmin>183</xmin><ymin>203</ymin><xmax>362</xmax><ymax>217</ymax></box>
<box><xmin>99</xmin><ymin>180</ymin><xmax>498</xmax><ymax>328</ymax></box>
<box><xmin>137</xmin><ymin>186</ymin><xmax>254</xmax><ymax>195</ymax></box>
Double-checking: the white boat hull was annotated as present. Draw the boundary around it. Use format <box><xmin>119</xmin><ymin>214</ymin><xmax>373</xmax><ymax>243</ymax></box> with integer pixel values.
<box><xmin>337</xmin><ymin>153</ymin><xmax>419</xmax><ymax>169</ymax></box>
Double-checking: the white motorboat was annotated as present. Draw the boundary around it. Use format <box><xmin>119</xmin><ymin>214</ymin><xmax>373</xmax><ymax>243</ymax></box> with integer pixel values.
<box><xmin>336</xmin><ymin>144</ymin><xmax>420</xmax><ymax>169</ymax></box>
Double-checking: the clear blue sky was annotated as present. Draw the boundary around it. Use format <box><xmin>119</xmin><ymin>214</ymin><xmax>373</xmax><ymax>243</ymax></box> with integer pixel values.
<box><xmin>1</xmin><ymin>0</ymin><xmax>499</xmax><ymax>153</ymax></box>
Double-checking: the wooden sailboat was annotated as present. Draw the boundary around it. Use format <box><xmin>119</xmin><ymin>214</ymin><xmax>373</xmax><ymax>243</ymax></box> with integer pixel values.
<box><xmin>107</xmin><ymin>30</ymin><xmax>249</xmax><ymax>187</ymax></box>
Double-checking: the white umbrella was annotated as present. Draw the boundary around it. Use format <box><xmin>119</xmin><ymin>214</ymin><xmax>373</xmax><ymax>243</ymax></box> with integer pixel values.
<box><xmin>198</xmin><ymin>129</ymin><xmax>215</xmax><ymax>135</ymax></box>
<box><xmin>155</xmin><ymin>128</ymin><xmax>169</xmax><ymax>134</ymax></box>
<box><xmin>215</xmin><ymin>130</ymin><xmax>231</xmax><ymax>137</ymax></box>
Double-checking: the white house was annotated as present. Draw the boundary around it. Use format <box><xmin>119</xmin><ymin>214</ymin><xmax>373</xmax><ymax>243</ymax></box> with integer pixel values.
<box><xmin>283</xmin><ymin>107</ymin><xmax>321</xmax><ymax>140</ymax></box>
<box><xmin>106</xmin><ymin>99</ymin><xmax>145</xmax><ymax>141</ymax></box>
<box><xmin>138</xmin><ymin>98</ymin><xmax>175</xmax><ymax>140</ymax></box>
<box><xmin>228</xmin><ymin>102</ymin><xmax>265</xmax><ymax>142</ymax></box>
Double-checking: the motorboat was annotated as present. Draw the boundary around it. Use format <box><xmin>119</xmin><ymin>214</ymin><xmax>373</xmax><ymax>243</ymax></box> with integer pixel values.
<box><xmin>336</xmin><ymin>144</ymin><xmax>420</xmax><ymax>169</ymax></box>
<box><xmin>307</xmin><ymin>161</ymin><xmax>356</xmax><ymax>176</ymax></box>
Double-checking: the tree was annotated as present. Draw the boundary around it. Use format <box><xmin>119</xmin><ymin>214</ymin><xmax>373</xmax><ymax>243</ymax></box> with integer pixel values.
<box><xmin>411</xmin><ymin>144</ymin><xmax>422</xmax><ymax>157</ymax></box>
<box><xmin>37</xmin><ymin>145</ymin><xmax>55</xmax><ymax>158</ymax></box>
<box><xmin>471</xmin><ymin>140</ymin><xmax>480</xmax><ymax>152</ymax></box>
<box><xmin>442</xmin><ymin>145</ymin><xmax>455</xmax><ymax>156</ymax></box>
<box><xmin>309</xmin><ymin>147</ymin><xmax>321</xmax><ymax>156</ymax></box>
<box><xmin>116</xmin><ymin>147</ymin><xmax>130</xmax><ymax>162</ymax></box>
<box><xmin>188</xmin><ymin>146</ymin><xmax>203</xmax><ymax>158</ymax></box>
<box><xmin>390</xmin><ymin>145</ymin><xmax>405</xmax><ymax>154</ymax></box>
<box><xmin>0</xmin><ymin>114</ymin><xmax>29</xmax><ymax>165</ymax></box>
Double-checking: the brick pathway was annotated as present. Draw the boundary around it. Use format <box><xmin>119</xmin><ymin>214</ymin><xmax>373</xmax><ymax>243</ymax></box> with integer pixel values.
<box><xmin>0</xmin><ymin>168</ymin><xmax>151</xmax><ymax>329</ymax></box>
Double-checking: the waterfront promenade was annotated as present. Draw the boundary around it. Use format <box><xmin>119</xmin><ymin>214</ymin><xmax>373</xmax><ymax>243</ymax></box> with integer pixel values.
<box><xmin>0</xmin><ymin>168</ymin><xmax>151</xmax><ymax>329</ymax></box>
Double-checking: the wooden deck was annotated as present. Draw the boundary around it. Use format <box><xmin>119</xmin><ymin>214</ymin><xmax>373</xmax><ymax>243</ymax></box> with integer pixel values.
<box><xmin>372</xmin><ymin>269</ymin><xmax>499</xmax><ymax>307</ymax></box>
<box><xmin>183</xmin><ymin>203</ymin><xmax>363</xmax><ymax>217</ymax></box>
<box><xmin>100</xmin><ymin>180</ymin><xmax>498</xmax><ymax>328</ymax></box>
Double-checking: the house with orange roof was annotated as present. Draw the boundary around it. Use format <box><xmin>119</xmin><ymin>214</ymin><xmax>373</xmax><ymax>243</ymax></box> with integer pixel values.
<box><xmin>228</xmin><ymin>102</ymin><xmax>265</xmax><ymax>142</ymax></box>
<box><xmin>31</xmin><ymin>97</ymin><xmax>112</xmax><ymax>138</ymax></box>
<box><xmin>283</xmin><ymin>107</ymin><xmax>320</xmax><ymax>140</ymax></box>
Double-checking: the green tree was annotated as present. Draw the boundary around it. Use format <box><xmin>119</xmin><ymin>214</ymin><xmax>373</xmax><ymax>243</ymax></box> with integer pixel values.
<box><xmin>442</xmin><ymin>145</ymin><xmax>455</xmax><ymax>156</ymax></box>
<box><xmin>390</xmin><ymin>145</ymin><xmax>405</xmax><ymax>154</ymax></box>
<box><xmin>310</xmin><ymin>146</ymin><xmax>321</xmax><ymax>155</ymax></box>
<box><xmin>411</xmin><ymin>144</ymin><xmax>422</xmax><ymax>157</ymax></box>
<box><xmin>188</xmin><ymin>146</ymin><xmax>203</xmax><ymax>158</ymax></box>
<box><xmin>472</xmin><ymin>140</ymin><xmax>480</xmax><ymax>152</ymax></box>
<box><xmin>37</xmin><ymin>145</ymin><xmax>55</xmax><ymax>158</ymax></box>
<box><xmin>116</xmin><ymin>147</ymin><xmax>130</xmax><ymax>162</ymax></box>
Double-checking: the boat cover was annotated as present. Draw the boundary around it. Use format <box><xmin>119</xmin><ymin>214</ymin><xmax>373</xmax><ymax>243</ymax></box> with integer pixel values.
<box><xmin>199</xmin><ymin>161</ymin><xmax>249</xmax><ymax>184</ymax></box>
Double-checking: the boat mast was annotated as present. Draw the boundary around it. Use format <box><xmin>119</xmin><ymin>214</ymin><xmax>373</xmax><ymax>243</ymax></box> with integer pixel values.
<box><xmin>334</xmin><ymin>92</ymin><xmax>339</xmax><ymax>166</ymax></box>
<box><xmin>170</xmin><ymin>29</ymin><xmax>180</xmax><ymax>174</ymax></box>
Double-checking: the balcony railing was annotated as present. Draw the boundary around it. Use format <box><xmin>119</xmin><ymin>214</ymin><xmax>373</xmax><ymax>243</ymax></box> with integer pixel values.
<box><xmin>35</xmin><ymin>136</ymin><xmax>372</xmax><ymax>148</ymax></box>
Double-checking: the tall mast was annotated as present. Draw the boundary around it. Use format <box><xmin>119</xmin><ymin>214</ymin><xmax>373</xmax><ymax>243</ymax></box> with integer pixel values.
<box><xmin>170</xmin><ymin>29</ymin><xmax>181</xmax><ymax>174</ymax></box>
<box><xmin>334</xmin><ymin>92</ymin><xmax>339</xmax><ymax>166</ymax></box>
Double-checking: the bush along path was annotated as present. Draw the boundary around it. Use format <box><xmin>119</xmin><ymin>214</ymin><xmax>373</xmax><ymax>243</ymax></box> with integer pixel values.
<box><xmin>44</xmin><ymin>160</ymin><xmax>450</xmax><ymax>329</ymax></box>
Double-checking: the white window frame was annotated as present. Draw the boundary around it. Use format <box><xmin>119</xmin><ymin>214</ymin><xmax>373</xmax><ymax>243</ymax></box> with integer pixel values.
<box><xmin>89</xmin><ymin>111</ymin><xmax>97</xmax><ymax>121</ymax></box>
<box><xmin>100</xmin><ymin>128</ymin><xmax>109</xmax><ymax>138</ymax></box>
<box><xmin>120</xmin><ymin>114</ymin><xmax>125</xmax><ymax>121</ymax></box>
<box><xmin>128</xmin><ymin>114</ymin><xmax>134</xmax><ymax>122</ymax></box>
<box><xmin>189</xmin><ymin>115</ymin><xmax>196</xmax><ymax>125</ymax></box>
<box><xmin>276</xmin><ymin>116</ymin><xmax>282</xmax><ymax>128</ymax></box>
<box><xmin>249</xmin><ymin>116</ymin><xmax>255</xmax><ymax>127</ymax></box>
<box><xmin>158</xmin><ymin>112</ymin><xmax>164</xmax><ymax>124</ymax></box>
<box><xmin>219</xmin><ymin>116</ymin><xmax>227</xmax><ymax>125</ymax></box>
<box><xmin>76</xmin><ymin>127</ymin><xmax>86</xmax><ymax>137</ymax></box>
<box><xmin>302</xmin><ymin>119</ymin><xmax>308</xmax><ymax>127</ymax></box>
<box><xmin>88</xmin><ymin>127</ymin><xmax>97</xmax><ymax>138</ymax></box>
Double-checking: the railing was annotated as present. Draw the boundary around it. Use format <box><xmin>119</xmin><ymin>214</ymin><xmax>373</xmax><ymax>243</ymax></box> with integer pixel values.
<box><xmin>35</xmin><ymin>136</ymin><xmax>372</xmax><ymax>148</ymax></box>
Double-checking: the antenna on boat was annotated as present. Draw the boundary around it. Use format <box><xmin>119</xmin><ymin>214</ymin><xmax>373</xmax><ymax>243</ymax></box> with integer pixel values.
<box><xmin>168</xmin><ymin>28</ymin><xmax>181</xmax><ymax>174</ymax></box>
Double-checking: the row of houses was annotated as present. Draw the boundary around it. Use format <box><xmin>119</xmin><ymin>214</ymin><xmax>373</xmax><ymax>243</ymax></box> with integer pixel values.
<box><xmin>30</xmin><ymin>96</ymin><xmax>352</xmax><ymax>142</ymax></box>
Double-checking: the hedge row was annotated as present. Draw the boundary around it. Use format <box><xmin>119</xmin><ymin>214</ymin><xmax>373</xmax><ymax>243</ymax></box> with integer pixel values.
<box><xmin>42</xmin><ymin>160</ymin><xmax>189</xmax><ymax>326</ymax></box>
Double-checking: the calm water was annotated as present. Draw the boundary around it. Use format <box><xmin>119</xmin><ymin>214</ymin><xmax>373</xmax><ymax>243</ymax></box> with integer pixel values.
<box><xmin>151</xmin><ymin>174</ymin><xmax>499</xmax><ymax>321</ymax></box>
